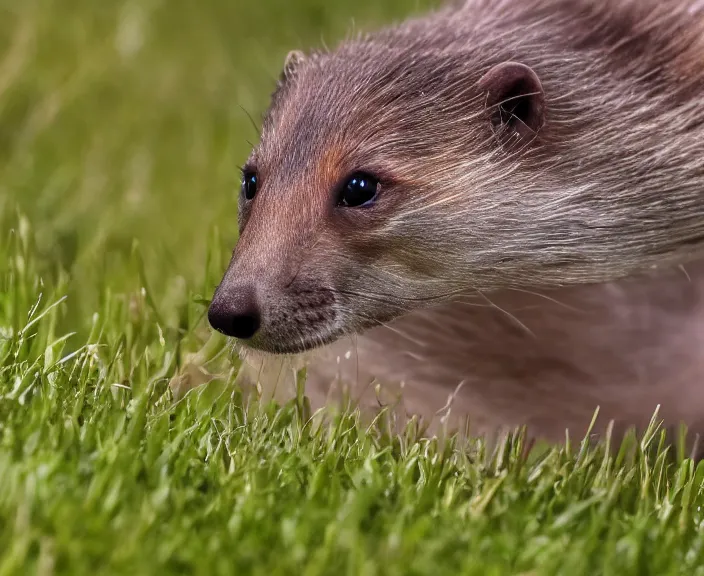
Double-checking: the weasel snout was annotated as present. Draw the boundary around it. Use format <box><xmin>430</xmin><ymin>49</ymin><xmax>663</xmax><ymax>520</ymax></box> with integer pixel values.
<box><xmin>208</xmin><ymin>262</ymin><xmax>342</xmax><ymax>355</ymax></box>
<box><xmin>208</xmin><ymin>283</ymin><xmax>261</xmax><ymax>340</ymax></box>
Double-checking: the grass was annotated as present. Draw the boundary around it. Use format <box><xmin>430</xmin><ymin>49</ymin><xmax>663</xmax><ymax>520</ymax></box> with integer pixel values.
<box><xmin>1</xmin><ymin>1</ymin><xmax>704</xmax><ymax>574</ymax></box>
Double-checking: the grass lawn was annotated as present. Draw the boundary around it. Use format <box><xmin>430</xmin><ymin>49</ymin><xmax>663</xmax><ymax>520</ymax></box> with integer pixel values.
<box><xmin>1</xmin><ymin>1</ymin><xmax>703</xmax><ymax>574</ymax></box>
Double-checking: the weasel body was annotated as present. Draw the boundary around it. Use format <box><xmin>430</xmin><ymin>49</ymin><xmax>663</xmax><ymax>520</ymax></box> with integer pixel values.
<box><xmin>208</xmin><ymin>0</ymin><xmax>704</xmax><ymax>444</ymax></box>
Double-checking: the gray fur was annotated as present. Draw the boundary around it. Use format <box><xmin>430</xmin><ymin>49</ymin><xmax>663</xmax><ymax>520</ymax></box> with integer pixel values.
<box><xmin>211</xmin><ymin>0</ymin><xmax>704</xmax><ymax>445</ymax></box>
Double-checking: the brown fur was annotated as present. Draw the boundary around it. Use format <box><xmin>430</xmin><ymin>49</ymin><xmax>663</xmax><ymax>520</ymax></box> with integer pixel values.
<box><xmin>210</xmin><ymin>0</ymin><xmax>704</xmax><ymax>446</ymax></box>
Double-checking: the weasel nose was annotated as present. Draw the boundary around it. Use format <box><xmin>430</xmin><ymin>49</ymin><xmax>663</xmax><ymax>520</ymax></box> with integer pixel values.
<box><xmin>208</xmin><ymin>284</ymin><xmax>261</xmax><ymax>340</ymax></box>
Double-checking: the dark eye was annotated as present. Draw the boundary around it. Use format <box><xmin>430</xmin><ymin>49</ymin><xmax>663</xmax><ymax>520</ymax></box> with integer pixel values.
<box><xmin>337</xmin><ymin>172</ymin><xmax>379</xmax><ymax>208</ymax></box>
<box><xmin>241</xmin><ymin>171</ymin><xmax>258</xmax><ymax>201</ymax></box>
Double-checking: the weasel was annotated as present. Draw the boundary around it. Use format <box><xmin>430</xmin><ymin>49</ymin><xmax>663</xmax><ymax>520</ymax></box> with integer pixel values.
<box><xmin>207</xmin><ymin>0</ymin><xmax>704</xmax><ymax>446</ymax></box>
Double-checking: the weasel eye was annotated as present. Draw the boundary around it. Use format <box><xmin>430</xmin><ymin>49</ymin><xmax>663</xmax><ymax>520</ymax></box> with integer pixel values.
<box><xmin>241</xmin><ymin>171</ymin><xmax>258</xmax><ymax>201</ymax></box>
<box><xmin>338</xmin><ymin>172</ymin><xmax>379</xmax><ymax>208</ymax></box>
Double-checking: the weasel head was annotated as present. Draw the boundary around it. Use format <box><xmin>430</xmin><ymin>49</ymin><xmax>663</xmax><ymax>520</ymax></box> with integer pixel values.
<box><xmin>208</xmin><ymin>2</ymin><xmax>704</xmax><ymax>355</ymax></box>
<box><xmin>208</xmin><ymin>30</ymin><xmax>550</xmax><ymax>355</ymax></box>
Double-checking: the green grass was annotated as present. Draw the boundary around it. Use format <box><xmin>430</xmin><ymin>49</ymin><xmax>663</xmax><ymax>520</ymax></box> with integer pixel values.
<box><xmin>1</xmin><ymin>1</ymin><xmax>704</xmax><ymax>574</ymax></box>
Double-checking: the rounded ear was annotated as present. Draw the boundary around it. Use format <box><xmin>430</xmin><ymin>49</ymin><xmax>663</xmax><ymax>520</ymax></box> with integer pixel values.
<box><xmin>478</xmin><ymin>62</ymin><xmax>545</xmax><ymax>145</ymax></box>
<box><xmin>279</xmin><ymin>50</ymin><xmax>306</xmax><ymax>85</ymax></box>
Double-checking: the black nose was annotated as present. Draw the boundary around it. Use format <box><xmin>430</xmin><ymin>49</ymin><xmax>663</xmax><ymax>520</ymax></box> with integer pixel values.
<box><xmin>208</xmin><ymin>284</ymin><xmax>261</xmax><ymax>340</ymax></box>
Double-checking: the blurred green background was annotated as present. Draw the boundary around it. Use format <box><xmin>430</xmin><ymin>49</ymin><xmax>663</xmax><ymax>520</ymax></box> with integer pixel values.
<box><xmin>0</xmin><ymin>0</ymin><xmax>438</xmax><ymax>329</ymax></box>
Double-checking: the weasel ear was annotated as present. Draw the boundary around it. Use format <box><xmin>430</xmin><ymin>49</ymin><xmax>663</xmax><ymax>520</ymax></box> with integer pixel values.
<box><xmin>478</xmin><ymin>62</ymin><xmax>545</xmax><ymax>144</ymax></box>
<box><xmin>279</xmin><ymin>50</ymin><xmax>306</xmax><ymax>84</ymax></box>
